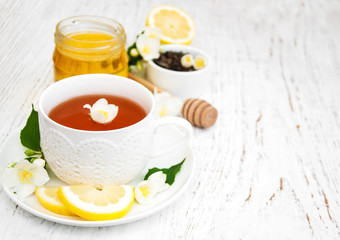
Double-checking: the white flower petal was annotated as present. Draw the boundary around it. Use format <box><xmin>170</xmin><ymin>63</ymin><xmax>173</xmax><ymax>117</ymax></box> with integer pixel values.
<box><xmin>83</xmin><ymin>104</ymin><xmax>91</xmax><ymax>110</ymax></box>
<box><xmin>107</xmin><ymin>104</ymin><xmax>119</xmax><ymax>112</ymax></box>
<box><xmin>92</xmin><ymin>98</ymin><xmax>109</xmax><ymax>109</ymax></box>
<box><xmin>136</xmin><ymin>35</ymin><xmax>160</xmax><ymax>61</ymax></box>
<box><xmin>30</xmin><ymin>167</ymin><xmax>50</xmax><ymax>186</ymax></box>
<box><xmin>1</xmin><ymin>168</ymin><xmax>20</xmax><ymax>188</ymax></box>
<box><xmin>13</xmin><ymin>183</ymin><xmax>35</xmax><ymax>198</ymax></box>
<box><xmin>193</xmin><ymin>55</ymin><xmax>206</xmax><ymax>70</ymax></box>
<box><xmin>90</xmin><ymin>111</ymin><xmax>107</xmax><ymax>123</ymax></box>
<box><xmin>1</xmin><ymin>160</ymin><xmax>50</xmax><ymax>199</ymax></box>
<box><xmin>181</xmin><ymin>54</ymin><xmax>194</xmax><ymax>68</ymax></box>
<box><xmin>134</xmin><ymin>187</ymin><xmax>148</xmax><ymax>204</ymax></box>
<box><xmin>15</xmin><ymin>160</ymin><xmax>34</xmax><ymax>171</ymax></box>
<box><xmin>144</xmin><ymin>27</ymin><xmax>162</xmax><ymax>39</ymax></box>
<box><xmin>154</xmin><ymin>92</ymin><xmax>183</xmax><ymax>117</ymax></box>
<box><xmin>103</xmin><ymin>105</ymin><xmax>119</xmax><ymax>122</ymax></box>
<box><xmin>33</xmin><ymin>158</ymin><xmax>46</xmax><ymax>168</ymax></box>
<box><xmin>158</xmin><ymin>183</ymin><xmax>170</xmax><ymax>192</ymax></box>
<box><xmin>148</xmin><ymin>171</ymin><xmax>166</xmax><ymax>181</ymax></box>
<box><xmin>83</xmin><ymin>98</ymin><xmax>119</xmax><ymax>124</ymax></box>
<box><xmin>134</xmin><ymin>180</ymin><xmax>157</xmax><ymax>204</ymax></box>
<box><xmin>148</xmin><ymin>172</ymin><xmax>170</xmax><ymax>192</ymax></box>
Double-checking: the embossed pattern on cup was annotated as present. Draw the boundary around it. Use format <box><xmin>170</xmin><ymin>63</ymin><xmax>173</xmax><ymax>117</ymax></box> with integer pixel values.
<box><xmin>40</xmin><ymin>117</ymin><xmax>152</xmax><ymax>185</ymax></box>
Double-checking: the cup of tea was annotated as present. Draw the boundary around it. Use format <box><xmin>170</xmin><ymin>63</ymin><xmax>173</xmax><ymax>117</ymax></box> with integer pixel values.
<box><xmin>38</xmin><ymin>74</ymin><xmax>192</xmax><ymax>186</ymax></box>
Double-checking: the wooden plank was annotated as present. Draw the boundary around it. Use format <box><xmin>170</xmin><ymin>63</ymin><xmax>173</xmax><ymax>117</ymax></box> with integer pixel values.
<box><xmin>0</xmin><ymin>0</ymin><xmax>339</xmax><ymax>239</ymax></box>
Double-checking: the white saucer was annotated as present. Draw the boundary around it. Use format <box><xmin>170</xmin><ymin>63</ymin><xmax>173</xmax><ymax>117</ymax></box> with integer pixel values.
<box><xmin>0</xmin><ymin>125</ymin><xmax>194</xmax><ymax>227</ymax></box>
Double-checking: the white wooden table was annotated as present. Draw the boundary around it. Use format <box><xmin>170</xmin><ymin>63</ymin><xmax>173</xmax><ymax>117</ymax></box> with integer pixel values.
<box><xmin>1</xmin><ymin>0</ymin><xmax>340</xmax><ymax>239</ymax></box>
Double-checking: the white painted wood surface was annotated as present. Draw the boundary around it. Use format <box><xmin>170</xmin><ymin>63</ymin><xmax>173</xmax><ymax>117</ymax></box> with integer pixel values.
<box><xmin>1</xmin><ymin>0</ymin><xmax>340</xmax><ymax>239</ymax></box>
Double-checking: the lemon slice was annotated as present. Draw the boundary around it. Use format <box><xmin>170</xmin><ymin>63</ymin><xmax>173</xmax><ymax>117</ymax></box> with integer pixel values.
<box><xmin>57</xmin><ymin>185</ymin><xmax>134</xmax><ymax>221</ymax></box>
<box><xmin>35</xmin><ymin>186</ymin><xmax>76</xmax><ymax>216</ymax></box>
<box><xmin>146</xmin><ymin>5</ymin><xmax>195</xmax><ymax>45</ymax></box>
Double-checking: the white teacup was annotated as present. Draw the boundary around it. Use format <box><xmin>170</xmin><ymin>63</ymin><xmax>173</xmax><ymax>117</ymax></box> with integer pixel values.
<box><xmin>38</xmin><ymin>74</ymin><xmax>192</xmax><ymax>186</ymax></box>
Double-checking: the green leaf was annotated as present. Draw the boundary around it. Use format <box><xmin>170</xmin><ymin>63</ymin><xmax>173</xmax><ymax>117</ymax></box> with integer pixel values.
<box><xmin>20</xmin><ymin>105</ymin><xmax>41</xmax><ymax>151</ymax></box>
<box><xmin>144</xmin><ymin>158</ymin><xmax>186</xmax><ymax>185</ymax></box>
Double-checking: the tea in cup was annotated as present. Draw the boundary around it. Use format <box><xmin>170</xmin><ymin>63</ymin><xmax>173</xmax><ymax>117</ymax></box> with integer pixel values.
<box><xmin>38</xmin><ymin>74</ymin><xmax>192</xmax><ymax>186</ymax></box>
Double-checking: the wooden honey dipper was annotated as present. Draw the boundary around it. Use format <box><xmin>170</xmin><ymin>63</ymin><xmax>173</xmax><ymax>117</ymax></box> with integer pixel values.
<box><xmin>128</xmin><ymin>73</ymin><xmax>218</xmax><ymax>128</ymax></box>
<box><xmin>181</xmin><ymin>98</ymin><xmax>218</xmax><ymax>128</ymax></box>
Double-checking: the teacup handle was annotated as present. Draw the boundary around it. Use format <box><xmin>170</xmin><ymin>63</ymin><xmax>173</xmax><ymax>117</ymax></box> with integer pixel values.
<box><xmin>152</xmin><ymin>116</ymin><xmax>193</xmax><ymax>157</ymax></box>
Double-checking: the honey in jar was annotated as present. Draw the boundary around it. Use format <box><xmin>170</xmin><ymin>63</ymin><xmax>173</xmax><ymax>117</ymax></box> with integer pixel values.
<box><xmin>53</xmin><ymin>16</ymin><xmax>128</xmax><ymax>81</ymax></box>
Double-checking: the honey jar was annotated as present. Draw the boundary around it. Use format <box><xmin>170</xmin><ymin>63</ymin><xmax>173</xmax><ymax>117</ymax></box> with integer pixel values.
<box><xmin>53</xmin><ymin>16</ymin><xmax>128</xmax><ymax>81</ymax></box>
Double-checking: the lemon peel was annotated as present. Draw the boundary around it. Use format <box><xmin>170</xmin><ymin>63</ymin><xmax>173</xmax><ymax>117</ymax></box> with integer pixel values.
<box><xmin>146</xmin><ymin>5</ymin><xmax>195</xmax><ymax>45</ymax></box>
<box><xmin>35</xmin><ymin>186</ymin><xmax>76</xmax><ymax>216</ymax></box>
<box><xmin>57</xmin><ymin>185</ymin><xmax>134</xmax><ymax>221</ymax></box>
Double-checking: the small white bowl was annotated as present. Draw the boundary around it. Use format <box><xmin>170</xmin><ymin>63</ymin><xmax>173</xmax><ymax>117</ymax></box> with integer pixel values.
<box><xmin>147</xmin><ymin>44</ymin><xmax>211</xmax><ymax>99</ymax></box>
